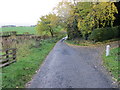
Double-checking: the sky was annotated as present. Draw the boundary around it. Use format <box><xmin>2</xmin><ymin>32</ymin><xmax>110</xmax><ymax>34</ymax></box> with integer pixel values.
<box><xmin>0</xmin><ymin>0</ymin><xmax>62</xmax><ymax>27</ymax></box>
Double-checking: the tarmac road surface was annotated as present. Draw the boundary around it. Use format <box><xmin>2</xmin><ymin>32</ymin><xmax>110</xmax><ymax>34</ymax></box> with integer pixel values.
<box><xmin>28</xmin><ymin>40</ymin><xmax>115</xmax><ymax>88</ymax></box>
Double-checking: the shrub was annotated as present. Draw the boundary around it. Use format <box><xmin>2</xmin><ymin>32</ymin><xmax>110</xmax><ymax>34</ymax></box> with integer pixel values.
<box><xmin>89</xmin><ymin>26</ymin><xmax>120</xmax><ymax>42</ymax></box>
<box><xmin>112</xmin><ymin>26</ymin><xmax>120</xmax><ymax>38</ymax></box>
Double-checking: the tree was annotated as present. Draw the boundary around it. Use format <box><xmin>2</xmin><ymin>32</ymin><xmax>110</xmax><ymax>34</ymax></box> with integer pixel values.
<box><xmin>36</xmin><ymin>13</ymin><xmax>60</xmax><ymax>37</ymax></box>
<box><xmin>54</xmin><ymin>1</ymin><xmax>118</xmax><ymax>40</ymax></box>
<box><xmin>54</xmin><ymin>1</ymin><xmax>72</xmax><ymax>26</ymax></box>
<box><xmin>54</xmin><ymin>0</ymin><xmax>82</xmax><ymax>39</ymax></box>
<box><xmin>114</xmin><ymin>2</ymin><xmax>120</xmax><ymax>26</ymax></box>
<box><xmin>76</xmin><ymin>2</ymin><xmax>93</xmax><ymax>39</ymax></box>
<box><xmin>77</xmin><ymin>2</ymin><xmax>118</xmax><ymax>39</ymax></box>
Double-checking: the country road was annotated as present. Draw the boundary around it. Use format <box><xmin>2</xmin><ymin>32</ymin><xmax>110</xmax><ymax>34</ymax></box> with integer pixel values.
<box><xmin>28</xmin><ymin>40</ymin><xmax>116</xmax><ymax>88</ymax></box>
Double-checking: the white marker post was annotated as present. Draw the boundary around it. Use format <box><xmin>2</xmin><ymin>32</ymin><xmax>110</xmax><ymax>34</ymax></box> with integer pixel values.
<box><xmin>64</xmin><ymin>35</ymin><xmax>68</xmax><ymax>40</ymax></box>
<box><xmin>106</xmin><ymin>45</ymin><xmax>110</xmax><ymax>56</ymax></box>
<box><xmin>61</xmin><ymin>35</ymin><xmax>68</xmax><ymax>42</ymax></box>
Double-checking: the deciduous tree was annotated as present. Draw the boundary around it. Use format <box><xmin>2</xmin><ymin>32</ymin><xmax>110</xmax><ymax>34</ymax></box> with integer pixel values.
<box><xmin>36</xmin><ymin>13</ymin><xmax>60</xmax><ymax>37</ymax></box>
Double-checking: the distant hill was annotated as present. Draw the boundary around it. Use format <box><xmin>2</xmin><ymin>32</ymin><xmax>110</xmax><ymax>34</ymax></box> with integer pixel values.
<box><xmin>2</xmin><ymin>25</ymin><xmax>16</xmax><ymax>28</ymax></box>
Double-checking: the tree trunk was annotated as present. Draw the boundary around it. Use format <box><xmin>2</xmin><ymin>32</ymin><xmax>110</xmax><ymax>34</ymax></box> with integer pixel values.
<box><xmin>49</xmin><ymin>26</ymin><xmax>54</xmax><ymax>37</ymax></box>
<box><xmin>114</xmin><ymin>2</ymin><xmax>120</xmax><ymax>26</ymax></box>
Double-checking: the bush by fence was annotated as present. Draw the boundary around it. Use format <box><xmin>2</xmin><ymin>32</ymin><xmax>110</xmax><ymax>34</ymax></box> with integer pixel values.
<box><xmin>89</xmin><ymin>26</ymin><xmax>120</xmax><ymax>42</ymax></box>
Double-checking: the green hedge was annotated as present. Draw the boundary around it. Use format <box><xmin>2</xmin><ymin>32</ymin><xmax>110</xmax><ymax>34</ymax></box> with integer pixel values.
<box><xmin>89</xmin><ymin>26</ymin><xmax>120</xmax><ymax>42</ymax></box>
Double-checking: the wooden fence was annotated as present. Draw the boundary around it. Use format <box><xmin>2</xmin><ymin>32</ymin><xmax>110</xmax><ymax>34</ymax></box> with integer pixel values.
<box><xmin>0</xmin><ymin>48</ymin><xmax>17</xmax><ymax>68</ymax></box>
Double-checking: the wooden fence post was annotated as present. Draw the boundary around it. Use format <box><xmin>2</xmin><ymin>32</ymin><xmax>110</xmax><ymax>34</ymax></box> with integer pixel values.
<box><xmin>6</xmin><ymin>49</ymin><xmax>9</xmax><ymax>61</ymax></box>
<box><xmin>13</xmin><ymin>48</ymin><xmax>16</xmax><ymax>60</ymax></box>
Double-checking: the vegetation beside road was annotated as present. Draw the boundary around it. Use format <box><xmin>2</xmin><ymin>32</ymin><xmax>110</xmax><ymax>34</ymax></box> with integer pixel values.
<box><xmin>102</xmin><ymin>47</ymin><xmax>120</xmax><ymax>83</ymax></box>
<box><xmin>2</xmin><ymin>38</ymin><xmax>58</xmax><ymax>88</ymax></box>
<box><xmin>65</xmin><ymin>38</ymin><xmax>119</xmax><ymax>47</ymax></box>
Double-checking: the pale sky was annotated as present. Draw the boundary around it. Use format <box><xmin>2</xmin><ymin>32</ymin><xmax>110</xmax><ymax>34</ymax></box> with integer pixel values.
<box><xmin>0</xmin><ymin>0</ymin><xmax>62</xmax><ymax>27</ymax></box>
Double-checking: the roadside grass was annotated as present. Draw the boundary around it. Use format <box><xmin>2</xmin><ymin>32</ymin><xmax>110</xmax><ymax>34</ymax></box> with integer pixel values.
<box><xmin>66</xmin><ymin>40</ymin><xmax>90</xmax><ymax>46</ymax></box>
<box><xmin>102</xmin><ymin>47</ymin><xmax>120</xmax><ymax>82</ymax></box>
<box><xmin>0</xmin><ymin>27</ymin><xmax>36</xmax><ymax>34</ymax></box>
<box><xmin>65</xmin><ymin>38</ymin><xmax>119</xmax><ymax>46</ymax></box>
<box><xmin>2</xmin><ymin>38</ymin><xmax>57</xmax><ymax>88</ymax></box>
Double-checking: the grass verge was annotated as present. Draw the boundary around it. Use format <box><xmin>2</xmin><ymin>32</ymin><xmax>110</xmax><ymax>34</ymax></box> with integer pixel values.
<box><xmin>102</xmin><ymin>47</ymin><xmax>120</xmax><ymax>82</ymax></box>
<box><xmin>65</xmin><ymin>38</ymin><xmax>119</xmax><ymax>47</ymax></box>
<box><xmin>2</xmin><ymin>38</ymin><xmax>57</xmax><ymax>88</ymax></box>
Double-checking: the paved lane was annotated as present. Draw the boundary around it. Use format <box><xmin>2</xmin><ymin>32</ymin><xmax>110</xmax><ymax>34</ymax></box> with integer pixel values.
<box><xmin>28</xmin><ymin>41</ymin><xmax>114</xmax><ymax>88</ymax></box>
